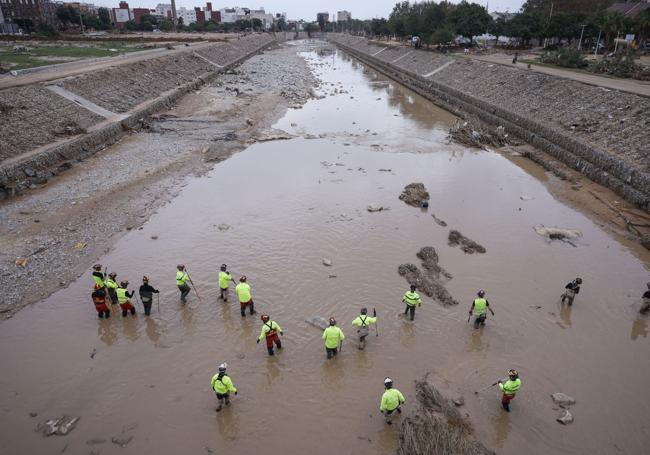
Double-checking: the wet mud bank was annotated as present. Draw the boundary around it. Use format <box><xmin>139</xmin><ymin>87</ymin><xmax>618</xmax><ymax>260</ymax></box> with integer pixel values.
<box><xmin>328</xmin><ymin>35</ymin><xmax>650</xmax><ymax>214</ymax></box>
<box><xmin>0</xmin><ymin>34</ymin><xmax>276</xmax><ymax>196</ymax></box>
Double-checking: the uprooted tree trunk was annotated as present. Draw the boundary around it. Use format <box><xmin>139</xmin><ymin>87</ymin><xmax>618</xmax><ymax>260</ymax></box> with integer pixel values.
<box><xmin>398</xmin><ymin>377</ymin><xmax>495</xmax><ymax>455</ymax></box>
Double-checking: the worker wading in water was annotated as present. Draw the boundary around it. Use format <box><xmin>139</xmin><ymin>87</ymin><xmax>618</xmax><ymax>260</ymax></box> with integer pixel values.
<box><xmin>176</xmin><ymin>265</ymin><xmax>191</xmax><ymax>303</ymax></box>
<box><xmin>257</xmin><ymin>314</ymin><xmax>283</xmax><ymax>356</ymax></box>
<box><xmin>91</xmin><ymin>284</ymin><xmax>110</xmax><ymax>318</ymax></box>
<box><xmin>561</xmin><ymin>277</ymin><xmax>582</xmax><ymax>306</ymax></box>
<box><xmin>498</xmin><ymin>369</ymin><xmax>522</xmax><ymax>412</ymax></box>
<box><xmin>139</xmin><ymin>276</ymin><xmax>159</xmax><ymax>316</ymax></box>
<box><xmin>218</xmin><ymin>264</ymin><xmax>236</xmax><ymax>302</ymax></box>
<box><xmin>380</xmin><ymin>377</ymin><xmax>405</xmax><ymax>425</ymax></box>
<box><xmin>469</xmin><ymin>290</ymin><xmax>494</xmax><ymax>329</ymax></box>
<box><xmin>322</xmin><ymin>317</ymin><xmax>345</xmax><ymax>359</ymax></box>
<box><xmin>211</xmin><ymin>363</ymin><xmax>237</xmax><ymax>412</ymax></box>
<box><xmin>402</xmin><ymin>284</ymin><xmax>421</xmax><ymax>321</ymax></box>
<box><xmin>116</xmin><ymin>281</ymin><xmax>136</xmax><ymax>317</ymax></box>
<box><xmin>352</xmin><ymin>308</ymin><xmax>377</xmax><ymax>350</ymax></box>
<box><xmin>106</xmin><ymin>272</ymin><xmax>118</xmax><ymax>305</ymax></box>
<box><xmin>235</xmin><ymin>276</ymin><xmax>256</xmax><ymax>317</ymax></box>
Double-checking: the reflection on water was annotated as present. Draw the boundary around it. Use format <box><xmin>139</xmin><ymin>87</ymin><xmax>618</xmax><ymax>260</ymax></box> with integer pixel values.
<box><xmin>98</xmin><ymin>318</ymin><xmax>117</xmax><ymax>346</ymax></box>
<box><xmin>145</xmin><ymin>317</ymin><xmax>161</xmax><ymax>344</ymax></box>
<box><xmin>397</xmin><ymin>319</ymin><xmax>416</xmax><ymax>348</ymax></box>
<box><xmin>630</xmin><ymin>316</ymin><xmax>648</xmax><ymax>341</ymax></box>
<box><xmin>467</xmin><ymin>327</ymin><xmax>488</xmax><ymax>352</ymax></box>
<box><xmin>493</xmin><ymin>411</ymin><xmax>512</xmax><ymax>448</ymax></box>
<box><xmin>559</xmin><ymin>303</ymin><xmax>573</xmax><ymax>328</ymax></box>
<box><xmin>122</xmin><ymin>316</ymin><xmax>140</xmax><ymax>343</ymax></box>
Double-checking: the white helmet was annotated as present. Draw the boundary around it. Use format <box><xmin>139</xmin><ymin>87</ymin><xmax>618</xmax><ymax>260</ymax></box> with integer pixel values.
<box><xmin>218</xmin><ymin>363</ymin><xmax>228</xmax><ymax>372</ymax></box>
<box><xmin>384</xmin><ymin>377</ymin><xmax>393</xmax><ymax>387</ymax></box>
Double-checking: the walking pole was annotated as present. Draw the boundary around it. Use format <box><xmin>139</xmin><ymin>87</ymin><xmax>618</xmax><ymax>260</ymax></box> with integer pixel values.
<box><xmin>134</xmin><ymin>292</ymin><xmax>142</xmax><ymax>311</ymax></box>
<box><xmin>339</xmin><ymin>340</ymin><xmax>343</xmax><ymax>353</ymax></box>
<box><xmin>157</xmin><ymin>293</ymin><xmax>160</xmax><ymax>313</ymax></box>
<box><xmin>374</xmin><ymin>307</ymin><xmax>379</xmax><ymax>337</ymax></box>
<box><xmin>185</xmin><ymin>269</ymin><xmax>203</xmax><ymax>302</ymax></box>
<box><xmin>467</xmin><ymin>312</ymin><xmax>472</xmax><ymax>323</ymax></box>
<box><xmin>474</xmin><ymin>381</ymin><xmax>499</xmax><ymax>395</ymax></box>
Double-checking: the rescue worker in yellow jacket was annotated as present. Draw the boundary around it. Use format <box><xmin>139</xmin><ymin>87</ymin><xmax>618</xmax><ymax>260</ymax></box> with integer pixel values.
<box><xmin>469</xmin><ymin>290</ymin><xmax>494</xmax><ymax>329</ymax></box>
<box><xmin>498</xmin><ymin>369</ymin><xmax>522</xmax><ymax>412</ymax></box>
<box><xmin>380</xmin><ymin>377</ymin><xmax>405</xmax><ymax>424</ymax></box>
<box><xmin>218</xmin><ymin>264</ymin><xmax>236</xmax><ymax>302</ymax></box>
<box><xmin>106</xmin><ymin>272</ymin><xmax>118</xmax><ymax>305</ymax></box>
<box><xmin>235</xmin><ymin>276</ymin><xmax>255</xmax><ymax>317</ymax></box>
<box><xmin>211</xmin><ymin>363</ymin><xmax>237</xmax><ymax>412</ymax></box>
<box><xmin>116</xmin><ymin>280</ymin><xmax>136</xmax><ymax>317</ymax></box>
<box><xmin>176</xmin><ymin>265</ymin><xmax>190</xmax><ymax>303</ymax></box>
<box><xmin>257</xmin><ymin>314</ymin><xmax>283</xmax><ymax>356</ymax></box>
<box><xmin>322</xmin><ymin>317</ymin><xmax>345</xmax><ymax>359</ymax></box>
<box><xmin>402</xmin><ymin>284</ymin><xmax>421</xmax><ymax>321</ymax></box>
<box><xmin>352</xmin><ymin>308</ymin><xmax>377</xmax><ymax>350</ymax></box>
<box><xmin>92</xmin><ymin>264</ymin><xmax>105</xmax><ymax>290</ymax></box>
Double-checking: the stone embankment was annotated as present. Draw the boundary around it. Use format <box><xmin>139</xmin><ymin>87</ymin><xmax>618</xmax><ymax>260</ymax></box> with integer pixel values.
<box><xmin>0</xmin><ymin>34</ymin><xmax>275</xmax><ymax>196</ymax></box>
<box><xmin>328</xmin><ymin>34</ymin><xmax>650</xmax><ymax>213</ymax></box>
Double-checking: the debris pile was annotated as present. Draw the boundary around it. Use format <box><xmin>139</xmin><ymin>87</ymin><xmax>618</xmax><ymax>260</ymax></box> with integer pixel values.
<box><xmin>448</xmin><ymin>118</ymin><xmax>511</xmax><ymax>149</ymax></box>
<box><xmin>448</xmin><ymin>230</ymin><xmax>486</xmax><ymax>254</ymax></box>
<box><xmin>35</xmin><ymin>415</ymin><xmax>80</xmax><ymax>436</ymax></box>
<box><xmin>398</xmin><ymin>377</ymin><xmax>494</xmax><ymax>455</ymax></box>
<box><xmin>398</xmin><ymin>247</ymin><xmax>458</xmax><ymax>306</ymax></box>
<box><xmin>551</xmin><ymin>392</ymin><xmax>576</xmax><ymax>425</ymax></box>
<box><xmin>399</xmin><ymin>183</ymin><xmax>430</xmax><ymax>207</ymax></box>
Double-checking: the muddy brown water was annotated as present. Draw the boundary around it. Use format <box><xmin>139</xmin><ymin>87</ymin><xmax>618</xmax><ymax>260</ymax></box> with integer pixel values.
<box><xmin>2</xmin><ymin>46</ymin><xmax>650</xmax><ymax>455</ymax></box>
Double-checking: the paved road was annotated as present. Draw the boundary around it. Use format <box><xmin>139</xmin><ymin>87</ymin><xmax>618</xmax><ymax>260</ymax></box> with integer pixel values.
<box><xmin>466</xmin><ymin>53</ymin><xmax>650</xmax><ymax>98</ymax></box>
<box><xmin>0</xmin><ymin>41</ymin><xmax>217</xmax><ymax>90</ymax></box>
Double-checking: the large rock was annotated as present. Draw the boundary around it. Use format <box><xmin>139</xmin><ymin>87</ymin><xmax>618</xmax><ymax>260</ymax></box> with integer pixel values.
<box><xmin>399</xmin><ymin>183</ymin><xmax>430</xmax><ymax>207</ymax></box>
<box><xmin>556</xmin><ymin>409</ymin><xmax>574</xmax><ymax>425</ymax></box>
<box><xmin>551</xmin><ymin>392</ymin><xmax>576</xmax><ymax>407</ymax></box>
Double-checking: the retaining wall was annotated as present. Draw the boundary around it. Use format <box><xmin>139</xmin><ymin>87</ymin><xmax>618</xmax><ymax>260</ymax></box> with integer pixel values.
<box><xmin>329</xmin><ymin>34</ymin><xmax>650</xmax><ymax>212</ymax></box>
<box><xmin>0</xmin><ymin>34</ymin><xmax>275</xmax><ymax>193</ymax></box>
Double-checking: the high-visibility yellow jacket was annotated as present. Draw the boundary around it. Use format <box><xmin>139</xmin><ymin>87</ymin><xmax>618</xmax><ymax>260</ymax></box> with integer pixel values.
<box><xmin>473</xmin><ymin>298</ymin><xmax>488</xmax><ymax>315</ymax></box>
<box><xmin>106</xmin><ymin>278</ymin><xmax>118</xmax><ymax>290</ymax></box>
<box><xmin>92</xmin><ymin>271</ymin><xmax>105</xmax><ymax>288</ymax></box>
<box><xmin>176</xmin><ymin>271</ymin><xmax>189</xmax><ymax>287</ymax></box>
<box><xmin>403</xmin><ymin>291</ymin><xmax>421</xmax><ymax>306</ymax></box>
<box><xmin>211</xmin><ymin>373</ymin><xmax>237</xmax><ymax>394</ymax></box>
<box><xmin>322</xmin><ymin>326</ymin><xmax>345</xmax><ymax>349</ymax></box>
<box><xmin>499</xmin><ymin>378</ymin><xmax>521</xmax><ymax>396</ymax></box>
<box><xmin>380</xmin><ymin>388</ymin><xmax>405</xmax><ymax>412</ymax></box>
<box><xmin>235</xmin><ymin>282</ymin><xmax>252</xmax><ymax>303</ymax></box>
<box><xmin>352</xmin><ymin>315</ymin><xmax>377</xmax><ymax>327</ymax></box>
<box><xmin>258</xmin><ymin>321</ymin><xmax>282</xmax><ymax>341</ymax></box>
<box><xmin>218</xmin><ymin>271</ymin><xmax>232</xmax><ymax>290</ymax></box>
<box><xmin>116</xmin><ymin>288</ymin><xmax>132</xmax><ymax>304</ymax></box>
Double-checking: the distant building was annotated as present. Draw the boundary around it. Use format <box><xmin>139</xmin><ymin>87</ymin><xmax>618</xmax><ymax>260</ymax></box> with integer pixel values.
<box><xmin>0</xmin><ymin>0</ymin><xmax>58</xmax><ymax>29</ymax></box>
<box><xmin>177</xmin><ymin>6</ymin><xmax>196</xmax><ymax>24</ymax></box>
<box><xmin>489</xmin><ymin>11</ymin><xmax>516</xmax><ymax>21</ymax></box>
<box><xmin>62</xmin><ymin>2</ymin><xmax>98</xmax><ymax>14</ymax></box>
<box><xmin>250</xmin><ymin>8</ymin><xmax>273</xmax><ymax>29</ymax></box>
<box><xmin>606</xmin><ymin>1</ymin><xmax>650</xmax><ymax>16</ymax></box>
<box><xmin>154</xmin><ymin>3</ymin><xmax>173</xmax><ymax>19</ymax></box>
<box><xmin>111</xmin><ymin>1</ymin><xmax>131</xmax><ymax>29</ymax></box>
<box><xmin>316</xmin><ymin>12</ymin><xmax>329</xmax><ymax>23</ymax></box>
<box><xmin>203</xmin><ymin>2</ymin><xmax>219</xmax><ymax>22</ymax></box>
<box><xmin>336</xmin><ymin>10</ymin><xmax>351</xmax><ymax>22</ymax></box>
<box><xmin>219</xmin><ymin>6</ymin><xmax>246</xmax><ymax>23</ymax></box>
<box><xmin>132</xmin><ymin>7</ymin><xmax>153</xmax><ymax>25</ymax></box>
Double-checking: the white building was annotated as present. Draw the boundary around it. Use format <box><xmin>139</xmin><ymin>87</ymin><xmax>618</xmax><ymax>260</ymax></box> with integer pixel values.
<box><xmin>154</xmin><ymin>3</ymin><xmax>173</xmax><ymax>19</ymax></box>
<box><xmin>337</xmin><ymin>10</ymin><xmax>351</xmax><ymax>22</ymax></box>
<box><xmin>250</xmin><ymin>8</ymin><xmax>273</xmax><ymax>29</ymax></box>
<box><xmin>177</xmin><ymin>6</ymin><xmax>196</xmax><ymax>24</ymax></box>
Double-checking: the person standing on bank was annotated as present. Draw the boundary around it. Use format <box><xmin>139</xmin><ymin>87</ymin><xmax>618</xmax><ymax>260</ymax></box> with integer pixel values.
<box><xmin>139</xmin><ymin>276</ymin><xmax>160</xmax><ymax>316</ymax></box>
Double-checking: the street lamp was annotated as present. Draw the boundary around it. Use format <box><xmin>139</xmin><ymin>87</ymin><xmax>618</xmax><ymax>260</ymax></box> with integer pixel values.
<box><xmin>577</xmin><ymin>24</ymin><xmax>586</xmax><ymax>51</ymax></box>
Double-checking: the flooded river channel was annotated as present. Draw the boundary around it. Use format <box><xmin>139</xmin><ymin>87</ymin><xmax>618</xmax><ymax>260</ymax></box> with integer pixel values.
<box><xmin>1</xmin><ymin>43</ymin><xmax>649</xmax><ymax>455</ymax></box>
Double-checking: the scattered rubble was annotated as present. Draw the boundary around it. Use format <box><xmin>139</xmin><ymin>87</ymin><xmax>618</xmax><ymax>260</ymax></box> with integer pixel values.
<box><xmin>399</xmin><ymin>183</ymin><xmax>430</xmax><ymax>207</ymax></box>
<box><xmin>431</xmin><ymin>214</ymin><xmax>448</xmax><ymax>227</ymax></box>
<box><xmin>448</xmin><ymin>230</ymin><xmax>486</xmax><ymax>254</ymax></box>
<box><xmin>322</xmin><ymin>258</ymin><xmax>332</xmax><ymax>266</ymax></box>
<box><xmin>534</xmin><ymin>226</ymin><xmax>582</xmax><ymax>241</ymax></box>
<box><xmin>367</xmin><ymin>204</ymin><xmax>389</xmax><ymax>212</ymax></box>
<box><xmin>416</xmin><ymin>247</ymin><xmax>452</xmax><ymax>280</ymax></box>
<box><xmin>398</xmin><ymin>263</ymin><xmax>458</xmax><ymax>306</ymax></box>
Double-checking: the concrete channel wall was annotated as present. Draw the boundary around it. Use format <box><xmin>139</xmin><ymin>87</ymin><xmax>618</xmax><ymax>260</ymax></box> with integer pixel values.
<box><xmin>0</xmin><ymin>34</ymin><xmax>276</xmax><ymax>194</ymax></box>
<box><xmin>328</xmin><ymin>34</ymin><xmax>650</xmax><ymax>212</ymax></box>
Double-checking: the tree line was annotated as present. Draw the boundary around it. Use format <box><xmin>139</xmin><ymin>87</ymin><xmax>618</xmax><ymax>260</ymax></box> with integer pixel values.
<box><xmin>332</xmin><ymin>0</ymin><xmax>650</xmax><ymax>50</ymax></box>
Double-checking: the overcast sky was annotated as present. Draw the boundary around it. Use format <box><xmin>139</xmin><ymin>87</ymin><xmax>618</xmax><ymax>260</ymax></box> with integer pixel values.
<box><xmin>92</xmin><ymin>0</ymin><xmax>527</xmax><ymax>20</ymax></box>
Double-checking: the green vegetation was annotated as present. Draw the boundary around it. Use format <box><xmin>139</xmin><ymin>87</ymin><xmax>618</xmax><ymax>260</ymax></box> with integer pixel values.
<box><xmin>0</xmin><ymin>42</ymin><xmax>144</xmax><ymax>71</ymax></box>
<box><xmin>540</xmin><ymin>48</ymin><xmax>588</xmax><ymax>68</ymax></box>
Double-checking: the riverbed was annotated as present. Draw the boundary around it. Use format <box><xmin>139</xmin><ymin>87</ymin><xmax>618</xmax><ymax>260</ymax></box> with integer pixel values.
<box><xmin>1</xmin><ymin>42</ymin><xmax>649</xmax><ymax>455</ymax></box>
